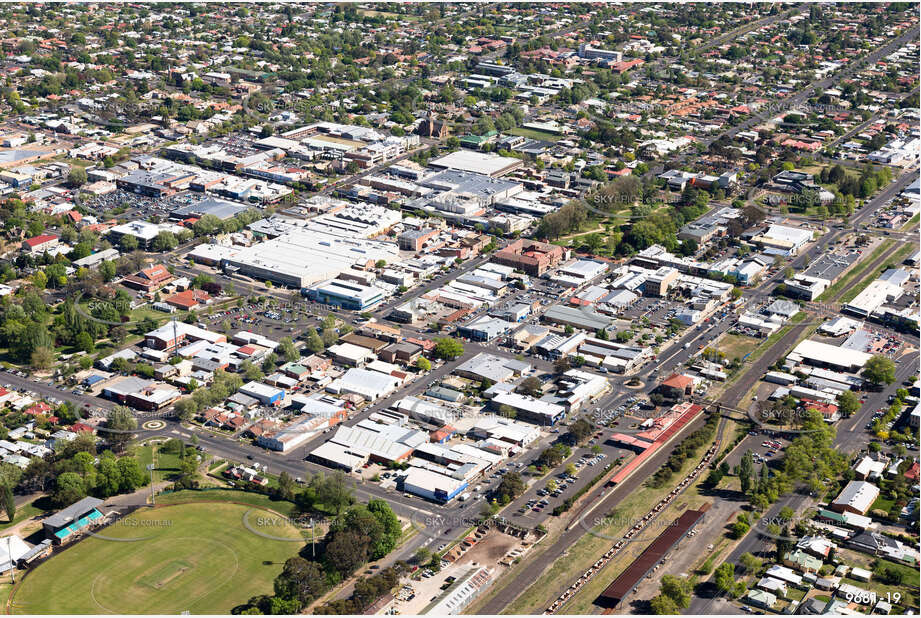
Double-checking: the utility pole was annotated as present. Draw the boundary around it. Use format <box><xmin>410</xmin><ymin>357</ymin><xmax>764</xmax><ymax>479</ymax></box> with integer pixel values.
<box><xmin>7</xmin><ymin>536</ymin><xmax>12</xmax><ymax>584</ymax></box>
<box><xmin>147</xmin><ymin>463</ymin><xmax>155</xmax><ymax>505</ymax></box>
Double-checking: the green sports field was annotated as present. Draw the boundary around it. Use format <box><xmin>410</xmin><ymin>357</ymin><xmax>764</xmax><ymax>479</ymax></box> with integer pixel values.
<box><xmin>11</xmin><ymin>502</ymin><xmax>304</xmax><ymax>614</ymax></box>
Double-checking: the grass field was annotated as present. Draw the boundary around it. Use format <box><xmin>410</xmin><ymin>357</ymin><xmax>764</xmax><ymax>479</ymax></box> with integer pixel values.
<box><xmin>506</xmin><ymin>126</ymin><xmax>563</xmax><ymax>142</ymax></box>
<box><xmin>11</xmin><ymin>502</ymin><xmax>303</xmax><ymax>614</ymax></box>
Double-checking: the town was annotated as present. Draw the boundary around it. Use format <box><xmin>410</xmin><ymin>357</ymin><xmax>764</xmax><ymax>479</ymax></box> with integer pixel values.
<box><xmin>0</xmin><ymin>2</ymin><xmax>914</xmax><ymax>616</ymax></box>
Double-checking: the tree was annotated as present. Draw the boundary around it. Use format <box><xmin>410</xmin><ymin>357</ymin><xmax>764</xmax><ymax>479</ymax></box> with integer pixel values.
<box><xmin>119</xmin><ymin>234</ymin><xmax>139</xmax><ymax>252</ymax></box>
<box><xmin>739</xmin><ymin>552</ymin><xmax>762</xmax><ymax>574</ymax></box>
<box><xmin>553</xmin><ymin>357</ymin><xmax>571</xmax><ymax>374</ymax></box>
<box><xmin>325</xmin><ymin>529</ymin><xmax>370</xmax><ymax>576</ymax></box>
<box><xmin>649</xmin><ymin>594</ymin><xmax>679</xmax><ymax>615</ymax></box>
<box><xmin>659</xmin><ymin>575</ymin><xmax>692</xmax><ymax>609</ymax></box>
<box><xmin>1</xmin><ymin>484</ymin><xmax>14</xmax><ymax>522</ymax></box>
<box><xmin>274</xmin><ymin>557</ymin><xmax>328</xmax><ymax>605</ymax></box>
<box><xmin>738</xmin><ymin>451</ymin><xmax>754</xmax><ymax>494</ymax></box>
<box><xmin>105</xmin><ymin>406</ymin><xmax>137</xmax><ymax>451</ymax></box>
<box><xmin>432</xmin><ymin>337</ymin><xmax>464</xmax><ymax>360</ymax></box>
<box><xmin>714</xmin><ymin>562</ymin><xmax>736</xmax><ymax>595</ymax></box>
<box><xmin>414</xmin><ymin>357</ymin><xmax>431</xmax><ymax>372</ymax></box>
<box><xmin>303</xmin><ymin>328</ymin><xmax>324</xmax><ymax>354</ymax></box>
<box><xmin>862</xmin><ymin>355</ymin><xmax>896</xmax><ymax>387</ymax></box>
<box><xmin>117</xmin><ymin>457</ymin><xmax>146</xmax><ymax>492</ymax></box>
<box><xmin>517</xmin><ymin>377</ymin><xmax>542</xmax><ymax>397</ymax></box>
<box><xmin>67</xmin><ymin>167</ymin><xmax>87</xmax><ymax>187</ymax></box>
<box><xmin>53</xmin><ymin>472</ymin><xmax>86</xmax><ymax>507</ymax></box>
<box><xmin>151</xmin><ymin>231</ymin><xmax>178</xmax><ymax>251</ymax></box>
<box><xmin>278</xmin><ymin>337</ymin><xmax>299</xmax><ymax>364</ymax></box>
<box><xmin>30</xmin><ymin>346</ymin><xmax>54</xmax><ymax>370</ymax></box>
<box><xmin>96</xmin><ymin>452</ymin><xmax>122</xmax><ymax>497</ymax></box>
<box><xmin>837</xmin><ymin>390</ymin><xmax>860</xmax><ymax>417</ymax></box>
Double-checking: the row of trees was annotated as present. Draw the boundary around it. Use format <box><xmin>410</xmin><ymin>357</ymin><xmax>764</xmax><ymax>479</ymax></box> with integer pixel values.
<box><xmin>235</xmin><ymin>489</ymin><xmax>403</xmax><ymax>615</ymax></box>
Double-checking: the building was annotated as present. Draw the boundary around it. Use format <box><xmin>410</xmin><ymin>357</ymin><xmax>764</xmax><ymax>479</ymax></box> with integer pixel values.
<box><xmin>428</xmin><ymin>150</ymin><xmax>523</xmax><ymax>178</ymax></box>
<box><xmin>490</xmin><ymin>392</ymin><xmax>565</xmax><ymax>426</ymax></box>
<box><xmin>21</xmin><ymin>234</ymin><xmax>58</xmax><ymax>254</ymax></box>
<box><xmin>493</xmin><ymin>239</ymin><xmax>564</xmax><ymax>276</ymax></box>
<box><xmin>122</xmin><ymin>263</ymin><xmax>174</xmax><ymax>292</ymax></box>
<box><xmin>788</xmin><ymin>340</ymin><xmax>872</xmax><ymax>372</ymax></box>
<box><xmin>421</xmin><ymin>566</ymin><xmax>492</xmax><ymax>615</ymax></box>
<box><xmin>222</xmin><ymin>227</ymin><xmax>399</xmax><ymax>288</ymax></box>
<box><xmin>305</xmin><ymin>279</ymin><xmax>384</xmax><ymax>311</ymax></box>
<box><xmin>239</xmin><ymin>381</ymin><xmax>285</xmax><ymax>406</ymax></box>
<box><xmin>42</xmin><ymin>497</ymin><xmax>105</xmax><ymax>543</ymax></box>
<box><xmin>402</xmin><ymin>466</ymin><xmax>467</xmax><ymax>503</ymax></box>
<box><xmin>830</xmin><ymin>480</ymin><xmax>880</xmax><ymax>515</ymax></box>
<box><xmin>457</xmin><ymin>315</ymin><xmax>515</xmax><ymax>341</ymax></box>
<box><xmin>455</xmin><ymin>353</ymin><xmax>529</xmax><ymax>383</ymax></box>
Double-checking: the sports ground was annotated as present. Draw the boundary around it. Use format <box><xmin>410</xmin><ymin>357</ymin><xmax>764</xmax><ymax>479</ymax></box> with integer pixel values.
<box><xmin>10</xmin><ymin>501</ymin><xmax>304</xmax><ymax>614</ymax></box>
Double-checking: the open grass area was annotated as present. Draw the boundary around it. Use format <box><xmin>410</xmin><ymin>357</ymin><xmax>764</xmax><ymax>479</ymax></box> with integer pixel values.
<box><xmin>506</xmin><ymin>126</ymin><xmax>563</xmax><ymax>142</ymax></box>
<box><xmin>135</xmin><ymin>444</ymin><xmax>186</xmax><ymax>484</ymax></box>
<box><xmin>11</xmin><ymin>502</ymin><xmax>303</xmax><ymax>614</ymax></box>
<box><xmin>716</xmin><ymin>333</ymin><xmax>760</xmax><ymax>363</ymax></box>
<box><xmin>0</xmin><ymin>496</ymin><xmax>51</xmax><ymax>531</ymax></box>
<box><xmin>155</xmin><ymin>488</ymin><xmax>298</xmax><ymax>518</ymax></box>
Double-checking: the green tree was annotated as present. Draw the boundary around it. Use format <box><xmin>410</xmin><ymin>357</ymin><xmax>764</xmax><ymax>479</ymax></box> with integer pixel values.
<box><xmin>433</xmin><ymin>337</ymin><xmax>464</xmax><ymax>360</ymax></box>
<box><xmin>837</xmin><ymin>390</ymin><xmax>861</xmax><ymax>417</ymax></box>
<box><xmin>53</xmin><ymin>471</ymin><xmax>86</xmax><ymax>507</ymax></box>
<box><xmin>862</xmin><ymin>355</ymin><xmax>896</xmax><ymax>387</ymax></box>
<box><xmin>105</xmin><ymin>406</ymin><xmax>137</xmax><ymax>451</ymax></box>
<box><xmin>1</xmin><ymin>484</ymin><xmax>14</xmax><ymax>522</ymax></box>
<box><xmin>415</xmin><ymin>357</ymin><xmax>431</xmax><ymax>372</ymax></box>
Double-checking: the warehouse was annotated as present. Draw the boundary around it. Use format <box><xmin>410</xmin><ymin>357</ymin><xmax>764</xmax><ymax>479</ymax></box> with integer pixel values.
<box><xmin>329</xmin><ymin>368</ymin><xmax>400</xmax><ymax>400</ymax></box>
<box><xmin>595</xmin><ymin>508</ymin><xmax>708</xmax><ymax>608</ymax></box>
<box><xmin>402</xmin><ymin>466</ymin><xmax>468</xmax><ymax>503</ymax></box>
<box><xmin>239</xmin><ymin>381</ymin><xmax>285</xmax><ymax>406</ymax></box>
<box><xmin>490</xmin><ymin>392</ymin><xmax>565</xmax><ymax>426</ymax></box>
<box><xmin>428</xmin><ymin>150</ymin><xmax>523</xmax><ymax>177</ymax></box>
<box><xmin>788</xmin><ymin>340</ymin><xmax>872</xmax><ymax>372</ymax></box>
<box><xmin>455</xmin><ymin>353</ymin><xmax>530</xmax><ymax>383</ymax></box>
<box><xmin>222</xmin><ymin>227</ymin><xmax>399</xmax><ymax>288</ymax></box>
<box><xmin>305</xmin><ymin>279</ymin><xmax>384</xmax><ymax>311</ymax></box>
<box><xmin>830</xmin><ymin>480</ymin><xmax>880</xmax><ymax>515</ymax></box>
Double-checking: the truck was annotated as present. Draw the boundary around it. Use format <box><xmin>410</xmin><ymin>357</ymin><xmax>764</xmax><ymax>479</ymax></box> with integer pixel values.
<box><xmin>683</xmin><ymin>342</ymin><xmax>691</xmax><ymax>349</ymax></box>
<box><xmin>457</xmin><ymin>492</ymin><xmax>471</xmax><ymax>502</ymax></box>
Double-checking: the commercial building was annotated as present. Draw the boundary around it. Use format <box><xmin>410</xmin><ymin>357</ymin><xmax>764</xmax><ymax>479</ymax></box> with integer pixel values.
<box><xmin>750</xmin><ymin>224</ymin><xmax>812</xmax><ymax>256</ymax></box>
<box><xmin>222</xmin><ymin>227</ymin><xmax>399</xmax><ymax>288</ymax></box>
<box><xmin>402</xmin><ymin>466</ymin><xmax>468</xmax><ymax>503</ymax></box>
<box><xmin>843</xmin><ymin>268</ymin><xmax>910</xmax><ymax>318</ymax></box>
<box><xmin>428</xmin><ymin>150</ymin><xmax>524</xmax><ymax>177</ymax></box>
<box><xmin>788</xmin><ymin>340</ymin><xmax>872</xmax><ymax>372</ymax></box>
<box><xmin>305</xmin><ymin>279</ymin><xmax>384</xmax><ymax>311</ymax></box>
<box><xmin>328</xmin><ymin>367</ymin><xmax>400</xmax><ymax>400</ymax></box>
<box><xmin>455</xmin><ymin>354</ymin><xmax>530</xmax><ymax>383</ymax></box>
<box><xmin>239</xmin><ymin>381</ymin><xmax>285</xmax><ymax>406</ymax></box>
<box><xmin>493</xmin><ymin>239</ymin><xmax>565</xmax><ymax>276</ymax></box>
<box><xmin>421</xmin><ymin>566</ymin><xmax>492</xmax><ymax>614</ymax></box>
<box><xmin>490</xmin><ymin>392</ymin><xmax>565</xmax><ymax>426</ymax></box>
<box><xmin>457</xmin><ymin>315</ymin><xmax>516</xmax><ymax>341</ymax></box>
<box><xmin>830</xmin><ymin>480</ymin><xmax>880</xmax><ymax>515</ymax></box>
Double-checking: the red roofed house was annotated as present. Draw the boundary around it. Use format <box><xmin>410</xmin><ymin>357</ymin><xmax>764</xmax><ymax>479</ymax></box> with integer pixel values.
<box><xmin>659</xmin><ymin>373</ymin><xmax>695</xmax><ymax>398</ymax></box>
<box><xmin>24</xmin><ymin>402</ymin><xmax>52</xmax><ymax>416</ymax></box>
<box><xmin>22</xmin><ymin>234</ymin><xmax>59</xmax><ymax>254</ymax></box>
<box><xmin>71</xmin><ymin>422</ymin><xmax>95</xmax><ymax>434</ymax></box>
<box><xmin>904</xmin><ymin>462</ymin><xmax>919</xmax><ymax>483</ymax></box>
<box><xmin>122</xmin><ymin>264</ymin><xmax>174</xmax><ymax>292</ymax></box>
<box><xmin>165</xmin><ymin>289</ymin><xmax>211</xmax><ymax>310</ymax></box>
<box><xmin>802</xmin><ymin>399</ymin><xmax>840</xmax><ymax>422</ymax></box>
